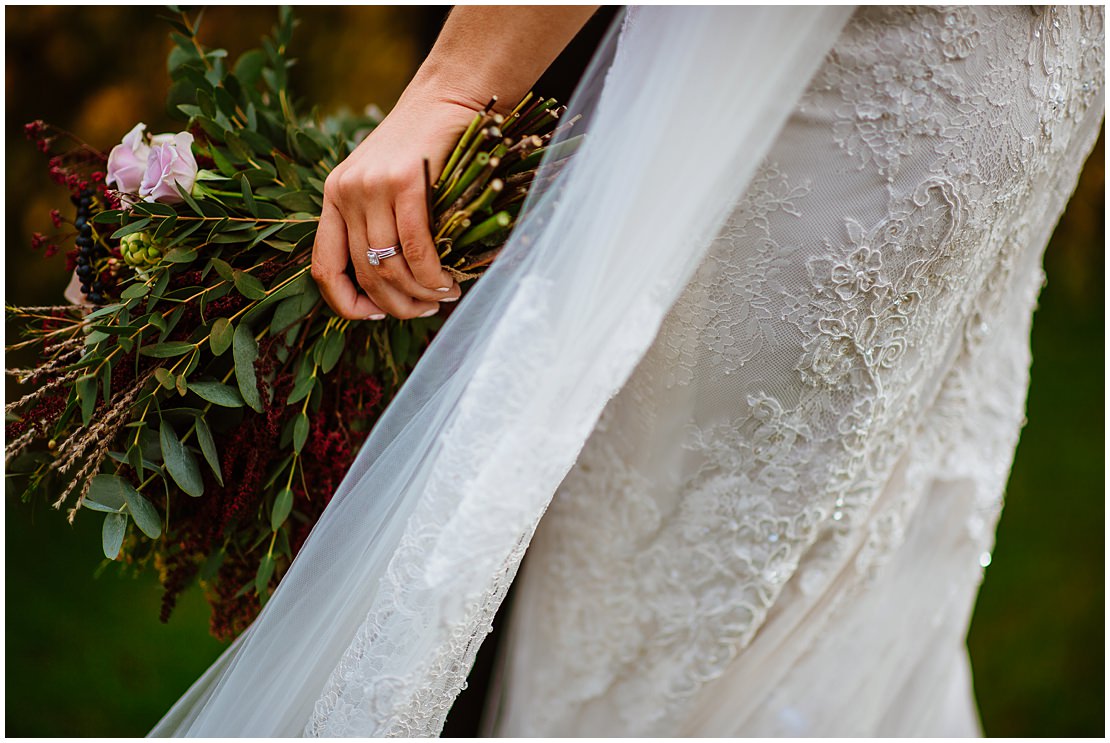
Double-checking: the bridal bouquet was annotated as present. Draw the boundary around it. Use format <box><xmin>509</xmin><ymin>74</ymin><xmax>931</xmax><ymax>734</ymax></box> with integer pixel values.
<box><xmin>7</xmin><ymin>7</ymin><xmax>577</xmax><ymax>640</ymax></box>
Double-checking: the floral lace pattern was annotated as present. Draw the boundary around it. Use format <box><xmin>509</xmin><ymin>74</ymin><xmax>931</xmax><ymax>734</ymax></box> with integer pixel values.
<box><xmin>306</xmin><ymin>266</ymin><xmax>684</xmax><ymax>736</ymax></box>
<box><xmin>492</xmin><ymin>6</ymin><xmax>1103</xmax><ymax>736</ymax></box>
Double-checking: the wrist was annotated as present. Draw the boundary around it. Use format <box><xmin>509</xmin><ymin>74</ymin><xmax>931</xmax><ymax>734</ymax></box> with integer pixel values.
<box><xmin>404</xmin><ymin>58</ymin><xmax>522</xmax><ymax>117</ymax></box>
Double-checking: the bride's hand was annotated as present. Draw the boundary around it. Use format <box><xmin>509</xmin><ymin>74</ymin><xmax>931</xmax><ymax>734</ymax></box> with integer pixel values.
<box><xmin>311</xmin><ymin>6</ymin><xmax>598</xmax><ymax>321</ymax></box>
<box><xmin>312</xmin><ymin>93</ymin><xmax>476</xmax><ymax>320</ymax></box>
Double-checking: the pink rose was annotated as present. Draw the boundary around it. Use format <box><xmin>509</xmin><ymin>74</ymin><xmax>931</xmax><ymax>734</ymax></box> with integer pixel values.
<box><xmin>105</xmin><ymin>123</ymin><xmax>152</xmax><ymax>196</ymax></box>
<box><xmin>139</xmin><ymin>132</ymin><xmax>198</xmax><ymax>204</ymax></box>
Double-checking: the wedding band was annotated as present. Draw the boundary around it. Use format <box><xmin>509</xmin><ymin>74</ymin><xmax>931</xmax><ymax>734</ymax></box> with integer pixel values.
<box><xmin>366</xmin><ymin>244</ymin><xmax>400</xmax><ymax>267</ymax></box>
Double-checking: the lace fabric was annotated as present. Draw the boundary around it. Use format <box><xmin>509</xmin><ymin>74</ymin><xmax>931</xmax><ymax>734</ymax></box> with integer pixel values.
<box><xmin>147</xmin><ymin>7</ymin><xmax>1100</xmax><ymax>737</ymax></box>
<box><xmin>489</xmin><ymin>6</ymin><xmax>1104</xmax><ymax>736</ymax></box>
<box><xmin>293</xmin><ymin>7</ymin><xmax>856</xmax><ymax>738</ymax></box>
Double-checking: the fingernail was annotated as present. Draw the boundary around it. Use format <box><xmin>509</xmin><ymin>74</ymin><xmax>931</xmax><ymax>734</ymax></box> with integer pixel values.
<box><xmin>436</xmin><ymin>287</ymin><xmax>451</xmax><ymax>293</ymax></box>
<box><xmin>439</xmin><ymin>295</ymin><xmax>459</xmax><ymax>303</ymax></box>
<box><xmin>367</xmin><ymin>313</ymin><xmax>386</xmax><ymax>321</ymax></box>
<box><xmin>419</xmin><ymin>308</ymin><xmax>438</xmax><ymax>318</ymax></box>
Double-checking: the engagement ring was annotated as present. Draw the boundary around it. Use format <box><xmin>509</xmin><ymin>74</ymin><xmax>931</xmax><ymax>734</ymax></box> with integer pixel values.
<box><xmin>366</xmin><ymin>244</ymin><xmax>400</xmax><ymax>266</ymax></box>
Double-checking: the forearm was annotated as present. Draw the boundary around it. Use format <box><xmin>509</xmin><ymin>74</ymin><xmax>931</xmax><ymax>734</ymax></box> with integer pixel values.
<box><xmin>404</xmin><ymin>5</ymin><xmax>600</xmax><ymax>113</ymax></box>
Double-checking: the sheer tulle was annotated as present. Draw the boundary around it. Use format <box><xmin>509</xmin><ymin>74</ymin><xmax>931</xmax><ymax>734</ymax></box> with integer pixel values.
<box><xmin>148</xmin><ymin>7</ymin><xmax>855</xmax><ymax>737</ymax></box>
<box><xmin>484</xmin><ymin>5</ymin><xmax>1104</xmax><ymax>736</ymax></box>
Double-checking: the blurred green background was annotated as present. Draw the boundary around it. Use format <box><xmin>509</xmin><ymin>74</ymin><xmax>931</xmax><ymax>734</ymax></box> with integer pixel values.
<box><xmin>5</xmin><ymin>6</ymin><xmax>1104</xmax><ymax>737</ymax></box>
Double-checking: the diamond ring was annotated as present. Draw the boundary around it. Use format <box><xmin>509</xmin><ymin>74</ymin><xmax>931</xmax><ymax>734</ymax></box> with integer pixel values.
<box><xmin>366</xmin><ymin>244</ymin><xmax>400</xmax><ymax>267</ymax></box>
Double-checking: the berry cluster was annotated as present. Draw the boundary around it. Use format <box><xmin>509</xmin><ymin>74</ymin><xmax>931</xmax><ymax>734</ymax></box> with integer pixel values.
<box><xmin>72</xmin><ymin>189</ymin><xmax>106</xmax><ymax>304</ymax></box>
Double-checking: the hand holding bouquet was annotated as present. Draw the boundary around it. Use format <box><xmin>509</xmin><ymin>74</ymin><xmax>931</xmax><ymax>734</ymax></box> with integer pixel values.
<box><xmin>8</xmin><ymin>7</ymin><xmax>578</xmax><ymax>640</ymax></box>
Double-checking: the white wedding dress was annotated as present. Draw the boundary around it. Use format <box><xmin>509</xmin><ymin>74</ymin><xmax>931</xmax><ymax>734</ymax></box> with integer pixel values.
<box><xmin>150</xmin><ymin>6</ymin><xmax>1103</xmax><ymax>738</ymax></box>
<box><xmin>484</xmin><ymin>5</ymin><xmax>1105</xmax><ymax>736</ymax></box>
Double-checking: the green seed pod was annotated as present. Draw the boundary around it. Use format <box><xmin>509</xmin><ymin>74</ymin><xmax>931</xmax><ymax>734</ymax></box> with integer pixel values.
<box><xmin>120</xmin><ymin>232</ymin><xmax>161</xmax><ymax>268</ymax></box>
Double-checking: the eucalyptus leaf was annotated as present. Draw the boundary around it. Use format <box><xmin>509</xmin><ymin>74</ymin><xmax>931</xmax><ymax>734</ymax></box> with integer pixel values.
<box><xmin>232</xmin><ymin>270</ymin><xmax>267</xmax><ymax>300</ymax></box>
<box><xmin>255</xmin><ymin>201</ymin><xmax>286</xmax><ymax>220</ymax></box>
<box><xmin>270</xmin><ymin>289</ymin><xmax>317</xmax><ymax>336</ymax></box>
<box><xmin>225</xmin><ymin>132</ymin><xmax>252</xmax><ymax>161</ymax></box>
<box><xmin>120</xmin><ymin>283</ymin><xmax>151</xmax><ymax>300</ymax></box>
<box><xmin>82</xmin><ymin>302</ymin><xmax>125</xmax><ymax>321</ymax></box>
<box><xmin>163</xmin><ymin>246</ymin><xmax>198</xmax><ymax>263</ymax></box>
<box><xmin>276</xmin><ymin>222</ymin><xmax>317</xmax><ymax>247</ymax></box>
<box><xmin>176</xmin><ymin>103</ymin><xmax>204</xmax><ymax>118</ymax></box>
<box><xmin>188</xmin><ymin>380</ymin><xmax>244</xmax><ymax>408</ymax></box>
<box><xmin>85</xmin><ymin>474</ymin><xmax>129</xmax><ymax>512</ymax></box>
<box><xmin>247</xmin><ymin>222</ymin><xmax>285</xmax><ymax>249</ymax></box>
<box><xmin>127</xmin><ymin>443</ymin><xmax>145</xmax><ymax>478</ymax></box>
<box><xmin>293</xmin><ymin>130</ymin><xmax>324</xmax><ymax>161</ymax></box>
<box><xmin>197</xmin><ymin>89</ymin><xmax>217</xmax><ymax>118</ymax></box>
<box><xmin>140</xmin><ymin>342</ymin><xmax>196</xmax><ymax>358</ymax></box>
<box><xmin>240</xmin><ymin>270</ymin><xmax>309</xmax><ymax>325</ymax></box>
<box><xmin>89</xmin><ymin>324</ymin><xmax>142</xmax><ymax>336</ymax></box>
<box><xmin>210</xmin><ymin>317</ymin><xmax>234</xmax><ymax>356</ymax></box>
<box><xmin>240</xmin><ymin>175</ymin><xmax>259</xmax><ymax>217</ymax></box>
<box><xmin>194</xmin><ymin>416</ymin><xmax>224</xmax><ymax>486</ymax></box>
<box><xmin>134</xmin><ymin>202</ymin><xmax>177</xmax><ymax>217</ymax></box>
<box><xmin>159</xmin><ymin>419</ymin><xmax>204</xmax><ymax>497</ymax></box>
<box><xmin>102</xmin><ymin>513</ymin><xmax>128</xmax><ymax>560</ymax></box>
<box><xmin>286</xmin><ymin>375</ymin><xmax>316</xmax><ymax>405</ymax></box>
<box><xmin>275</xmin><ymin>190</ymin><xmax>319</xmax><ymax>213</ymax></box>
<box><xmin>292</xmin><ymin>411</ymin><xmax>309</xmax><ymax>453</ymax></box>
<box><xmin>273</xmin><ymin>153</ymin><xmax>302</xmax><ymax>190</ymax></box>
<box><xmin>76</xmin><ymin>374</ymin><xmax>97</xmax><ymax>427</ymax></box>
<box><xmin>318</xmin><ymin>330</ymin><xmax>345</xmax><ymax>374</ymax></box>
<box><xmin>233</xmin><ymin>323</ymin><xmax>263</xmax><ymax>413</ymax></box>
<box><xmin>160</xmin><ymin>306</ymin><xmax>187</xmax><ymax>343</ymax></box>
<box><xmin>255</xmin><ymin>553</ymin><xmax>275</xmax><ymax>597</ymax></box>
<box><xmin>239</xmin><ymin>128</ymin><xmax>273</xmax><ymax>156</ymax></box>
<box><xmin>210</xmin><ymin>257</ymin><xmax>234</xmax><ymax>282</ymax></box>
<box><xmin>99</xmin><ymin>359</ymin><xmax>113</xmax><ymax>407</ymax></box>
<box><xmin>154</xmin><ymin>367</ymin><xmax>176</xmax><ymax>390</ymax></box>
<box><xmin>139</xmin><ymin>427</ymin><xmax>164</xmax><ymax>465</ymax></box>
<box><xmin>110</xmin><ymin>217</ymin><xmax>153</xmax><ymax>240</ymax></box>
<box><xmin>81</xmin><ymin>499</ymin><xmax>122</xmax><ymax>514</ymax></box>
<box><xmin>91</xmin><ymin>210</ymin><xmax>125</xmax><ymax>224</ymax></box>
<box><xmin>152</xmin><ymin>269</ymin><xmax>172</xmax><ymax>301</ymax></box>
<box><xmin>210</xmin><ymin>145</ymin><xmax>238</xmax><ymax>178</ymax></box>
<box><xmin>153</xmin><ymin>213</ymin><xmax>179</xmax><ymax>240</ymax></box>
<box><xmin>123</xmin><ymin>486</ymin><xmax>163</xmax><ymax>539</ymax></box>
<box><xmin>271</xmin><ymin>487</ymin><xmax>293</xmax><ymax>531</ymax></box>
<box><xmin>197</xmin><ymin>116</ymin><xmax>228</xmax><ymax>141</ymax></box>
<box><xmin>233</xmin><ymin>47</ymin><xmax>267</xmax><ymax>83</ymax></box>
<box><xmin>276</xmin><ymin>526</ymin><xmax>292</xmax><ymax>560</ymax></box>
<box><xmin>214</xmin><ymin>86</ymin><xmax>238</xmax><ymax>120</ymax></box>
<box><xmin>175</xmin><ymin>181</ymin><xmax>203</xmax><ymax>215</ymax></box>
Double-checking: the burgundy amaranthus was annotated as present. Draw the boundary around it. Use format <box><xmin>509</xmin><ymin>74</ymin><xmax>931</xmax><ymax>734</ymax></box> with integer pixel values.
<box><xmin>151</xmin><ymin>333</ymin><xmax>387</xmax><ymax>640</ymax></box>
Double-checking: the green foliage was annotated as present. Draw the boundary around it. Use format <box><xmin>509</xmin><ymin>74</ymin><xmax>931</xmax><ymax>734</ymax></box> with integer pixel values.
<box><xmin>6</xmin><ymin>5</ymin><xmax>576</xmax><ymax>638</ymax></box>
<box><xmin>159</xmin><ymin>419</ymin><xmax>204</xmax><ymax>497</ymax></box>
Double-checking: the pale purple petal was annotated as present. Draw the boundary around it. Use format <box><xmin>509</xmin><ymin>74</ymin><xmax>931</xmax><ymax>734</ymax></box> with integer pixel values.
<box><xmin>106</xmin><ymin>122</ymin><xmax>151</xmax><ymax>195</ymax></box>
<box><xmin>138</xmin><ymin>131</ymin><xmax>198</xmax><ymax>204</ymax></box>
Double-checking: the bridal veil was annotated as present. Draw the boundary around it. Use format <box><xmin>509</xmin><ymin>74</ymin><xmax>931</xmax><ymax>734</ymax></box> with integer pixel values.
<box><xmin>147</xmin><ymin>6</ymin><xmax>863</xmax><ymax>736</ymax></box>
